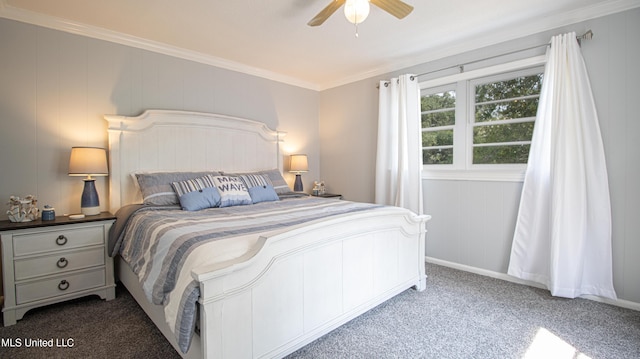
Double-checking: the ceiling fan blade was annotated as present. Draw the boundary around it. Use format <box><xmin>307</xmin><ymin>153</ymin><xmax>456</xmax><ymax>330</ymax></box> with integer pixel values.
<box><xmin>370</xmin><ymin>0</ymin><xmax>414</xmax><ymax>19</ymax></box>
<box><xmin>308</xmin><ymin>0</ymin><xmax>346</xmax><ymax>26</ymax></box>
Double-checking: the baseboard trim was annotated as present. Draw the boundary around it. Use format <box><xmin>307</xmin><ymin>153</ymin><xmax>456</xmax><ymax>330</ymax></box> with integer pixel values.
<box><xmin>425</xmin><ymin>256</ymin><xmax>640</xmax><ymax>312</ymax></box>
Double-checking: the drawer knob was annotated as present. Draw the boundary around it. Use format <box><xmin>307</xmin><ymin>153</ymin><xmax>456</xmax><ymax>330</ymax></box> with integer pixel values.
<box><xmin>56</xmin><ymin>257</ymin><xmax>68</xmax><ymax>268</ymax></box>
<box><xmin>56</xmin><ymin>235</ymin><xmax>68</xmax><ymax>246</ymax></box>
<box><xmin>58</xmin><ymin>280</ymin><xmax>70</xmax><ymax>291</ymax></box>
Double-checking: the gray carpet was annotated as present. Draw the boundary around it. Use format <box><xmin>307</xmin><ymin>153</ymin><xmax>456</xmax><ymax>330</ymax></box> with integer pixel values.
<box><xmin>1</xmin><ymin>263</ymin><xmax>638</xmax><ymax>358</ymax></box>
<box><xmin>0</xmin><ymin>285</ymin><xmax>178</xmax><ymax>359</ymax></box>
<box><xmin>289</xmin><ymin>264</ymin><xmax>640</xmax><ymax>358</ymax></box>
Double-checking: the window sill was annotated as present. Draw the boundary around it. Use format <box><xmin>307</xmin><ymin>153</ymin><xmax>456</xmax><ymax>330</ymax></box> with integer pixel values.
<box><xmin>422</xmin><ymin>169</ymin><xmax>525</xmax><ymax>182</ymax></box>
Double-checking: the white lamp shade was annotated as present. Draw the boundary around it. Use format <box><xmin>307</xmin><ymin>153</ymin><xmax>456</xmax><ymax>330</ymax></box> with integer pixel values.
<box><xmin>344</xmin><ymin>0</ymin><xmax>370</xmax><ymax>24</ymax></box>
<box><xmin>289</xmin><ymin>154</ymin><xmax>308</xmax><ymax>173</ymax></box>
<box><xmin>68</xmin><ymin>147</ymin><xmax>109</xmax><ymax>177</ymax></box>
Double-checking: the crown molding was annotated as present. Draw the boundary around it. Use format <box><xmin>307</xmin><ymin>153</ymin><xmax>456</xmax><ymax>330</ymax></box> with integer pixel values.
<box><xmin>0</xmin><ymin>0</ymin><xmax>320</xmax><ymax>91</ymax></box>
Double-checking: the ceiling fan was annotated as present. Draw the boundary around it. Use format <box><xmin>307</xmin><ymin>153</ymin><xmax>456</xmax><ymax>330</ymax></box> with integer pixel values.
<box><xmin>308</xmin><ymin>0</ymin><xmax>414</xmax><ymax>27</ymax></box>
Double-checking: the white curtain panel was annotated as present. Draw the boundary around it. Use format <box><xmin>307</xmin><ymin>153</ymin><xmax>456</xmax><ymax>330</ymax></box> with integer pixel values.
<box><xmin>508</xmin><ymin>32</ymin><xmax>616</xmax><ymax>300</ymax></box>
<box><xmin>375</xmin><ymin>74</ymin><xmax>423</xmax><ymax>215</ymax></box>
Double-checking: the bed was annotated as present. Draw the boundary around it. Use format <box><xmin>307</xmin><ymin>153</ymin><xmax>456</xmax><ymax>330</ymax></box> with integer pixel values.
<box><xmin>105</xmin><ymin>109</ymin><xmax>431</xmax><ymax>358</ymax></box>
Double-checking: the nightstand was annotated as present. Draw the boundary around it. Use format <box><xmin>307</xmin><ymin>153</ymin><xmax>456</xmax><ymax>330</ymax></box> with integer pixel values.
<box><xmin>1</xmin><ymin>212</ymin><xmax>116</xmax><ymax>326</ymax></box>
<box><xmin>312</xmin><ymin>193</ymin><xmax>342</xmax><ymax>199</ymax></box>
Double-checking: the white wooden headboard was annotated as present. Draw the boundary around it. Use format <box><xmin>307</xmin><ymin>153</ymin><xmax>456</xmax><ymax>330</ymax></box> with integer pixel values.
<box><xmin>104</xmin><ymin>110</ymin><xmax>285</xmax><ymax>212</ymax></box>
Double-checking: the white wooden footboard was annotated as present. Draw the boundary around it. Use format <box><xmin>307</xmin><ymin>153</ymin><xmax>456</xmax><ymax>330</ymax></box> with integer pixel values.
<box><xmin>192</xmin><ymin>209</ymin><xmax>430</xmax><ymax>359</ymax></box>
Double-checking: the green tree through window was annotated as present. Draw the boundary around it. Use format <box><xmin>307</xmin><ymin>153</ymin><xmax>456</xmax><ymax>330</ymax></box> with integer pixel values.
<box><xmin>420</xmin><ymin>67</ymin><xmax>543</xmax><ymax>168</ymax></box>
<box><xmin>421</xmin><ymin>90</ymin><xmax>455</xmax><ymax>164</ymax></box>
<box><xmin>473</xmin><ymin>73</ymin><xmax>543</xmax><ymax>164</ymax></box>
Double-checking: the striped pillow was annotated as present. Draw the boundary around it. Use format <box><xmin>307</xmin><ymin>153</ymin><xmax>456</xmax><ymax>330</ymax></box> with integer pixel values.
<box><xmin>224</xmin><ymin>169</ymin><xmax>293</xmax><ymax>195</ymax></box>
<box><xmin>238</xmin><ymin>174</ymin><xmax>273</xmax><ymax>189</ymax></box>
<box><xmin>135</xmin><ymin>171</ymin><xmax>221</xmax><ymax>205</ymax></box>
<box><xmin>172</xmin><ymin>175</ymin><xmax>216</xmax><ymax>196</ymax></box>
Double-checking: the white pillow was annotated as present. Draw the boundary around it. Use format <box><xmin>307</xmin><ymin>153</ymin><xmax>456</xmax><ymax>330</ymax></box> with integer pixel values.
<box><xmin>211</xmin><ymin>176</ymin><xmax>252</xmax><ymax>207</ymax></box>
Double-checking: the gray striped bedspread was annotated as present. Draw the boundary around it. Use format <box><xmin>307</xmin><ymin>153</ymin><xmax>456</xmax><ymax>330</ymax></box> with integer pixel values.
<box><xmin>113</xmin><ymin>196</ymin><xmax>388</xmax><ymax>353</ymax></box>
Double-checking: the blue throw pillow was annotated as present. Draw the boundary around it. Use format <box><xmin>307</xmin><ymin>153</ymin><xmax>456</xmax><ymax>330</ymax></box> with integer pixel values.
<box><xmin>248</xmin><ymin>185</ymin><xmax>279</xmax><ymax>204</ymax></box>
<box><xmin>171</xmin><ymin>175</ymin><xmax>221</xmax><ymax>211</ymax></box>
<box><xmin>177</xmin><ymin>187</ymin><xmax>221</xmax><ymax>211</ymax></box>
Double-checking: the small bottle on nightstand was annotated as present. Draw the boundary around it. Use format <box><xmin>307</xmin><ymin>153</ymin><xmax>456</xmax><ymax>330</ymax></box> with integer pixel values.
<box><xmin>41</xmin><ymin>205</ymin><xmax>55</xmax><ymax>221</ymax></box>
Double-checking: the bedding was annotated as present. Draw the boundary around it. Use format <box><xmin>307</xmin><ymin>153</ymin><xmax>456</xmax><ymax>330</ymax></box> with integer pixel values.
<box><xmin>111</xmin><ymin>196</ymin><xmax>390</xmax><ymax>353</ymax></box>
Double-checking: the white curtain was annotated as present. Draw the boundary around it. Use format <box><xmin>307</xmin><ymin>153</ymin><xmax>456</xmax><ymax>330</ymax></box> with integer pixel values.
<box><xmin>508</xmin><ymin>32</ymin><xmax>616</xmax><ymax>300</ymax></box>
<box><xmin>375</xmin><ymin>74</ymin><xmax>423</xmax><ymax>215</ymax></box>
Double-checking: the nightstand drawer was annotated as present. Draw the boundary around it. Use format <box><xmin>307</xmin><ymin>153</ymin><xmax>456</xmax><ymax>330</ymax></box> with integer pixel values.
<box><xmin>15</xmin><ymin>268</ymin><xmax>106</xmax><ymax>304</ymax></box>
<box><xmin>13</xmin><ymin>226</ymin><xmax>103</xmax><ymax>256</ymax></box>
<box><xmin>14</xmin><ymin>246</ymin><xmax>105</xmax><ymax>281</ymax></box>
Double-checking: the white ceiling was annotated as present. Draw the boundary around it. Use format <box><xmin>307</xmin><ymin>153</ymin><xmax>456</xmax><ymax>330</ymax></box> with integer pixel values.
<box><xmin>1</xmin><ymin>0</ymin><xmax>638</xmax><ymax>90</ymax></box>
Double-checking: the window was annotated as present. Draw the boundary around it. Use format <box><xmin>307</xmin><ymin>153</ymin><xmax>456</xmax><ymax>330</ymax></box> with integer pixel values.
<box><xmin>420</xmin><ymin>65</ymin><xmax>544</xmax><ymax>180</ymax></box>
<box><xmin>471</xmin><ymin>71</ymin><xmax>542</xmax><ymax>164</ymax></box>
<box><xmin>421</xmin><ymin>85</ymin><xmax>456</xmax><ymax>165</ymax></box>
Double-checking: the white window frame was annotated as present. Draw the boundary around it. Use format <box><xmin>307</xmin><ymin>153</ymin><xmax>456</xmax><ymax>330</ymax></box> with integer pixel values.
<box><xmin>419</xmin><ymin>56</ymin><xmax>546</xmax><ymax>182</ymax></box>
<box><xmin>420</xmin><ymin>83</ymin><xmax>460</xmax><ymax>168</ymax></box>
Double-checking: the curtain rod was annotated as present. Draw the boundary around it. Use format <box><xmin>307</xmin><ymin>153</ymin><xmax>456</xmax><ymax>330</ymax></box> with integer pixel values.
<box><xmin>413</xmin><ymin>30</ymin><xmax>594</xmax><ymax>80</ymax></box>
<box><xmin>379</xmin><ymin>30</ymin><xmax>594</xmax><ymax>88</ymax></box>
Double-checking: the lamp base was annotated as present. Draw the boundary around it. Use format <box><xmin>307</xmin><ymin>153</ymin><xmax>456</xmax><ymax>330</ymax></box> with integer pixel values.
<box><xmin>81</xmin><ymin>179</ymin><xmax>101</xmax><ymax>216</ymax></box>
<box><xmin>294</xmin><ymin>174</ymin><xmax>304</xmax><ymax>192</ymax></box>
<box><xmin>81</xmin><ymin>206</ymin><xmax>100</xmax><ymax>216</ymax></box>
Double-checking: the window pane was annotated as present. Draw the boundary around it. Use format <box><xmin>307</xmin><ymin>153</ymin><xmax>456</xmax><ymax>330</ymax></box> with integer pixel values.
<box><xmin>423</xmin><ymin>129</ymin><xmax>453</xmax><ymax>147</ymax></box>
<box><xmin>422</xmin><ymin>110</ymin><xmax>455</xmax><ymax>128</ymax></box>
<box><xmin>423</xmin><ymin>148</ymin><xmax>453</xmax><ymax>165</ymax></box>
<box><xmin>421</xmin><ymin>88</ymin><xmax>456</xmax><ymax>165</ymax></box>
<box><xmin>475</xmin><ymin>97</ymin><xmax>539</xmax><ymax>123</ymax></box>
<box><xmin>475</xmin><ymin>74</ymin><xmax>543</xmax><ymax>103</ymax></box>
<box><xmin>473</xmin><ymin>145</ymin><xmax>530</xmax><ymax>164</ymax></box>
<box><xmin>421</xmin><ymin>90</ymin><xmax>456</xmax><ymax>128</ymax></box>
<box><xmin>421</xmin><ymin>90</ymin><xmax>456</xmax><ymax>111</ymax></box>
<box><xmin>473</xmin><ymin>122</ymin><xmax>534</xmax><ymax>144</ymax></box>
<box><xmin>471</xmin><ymin>70</ymin><xmax>542</xmax><ymax>165</ymax></box>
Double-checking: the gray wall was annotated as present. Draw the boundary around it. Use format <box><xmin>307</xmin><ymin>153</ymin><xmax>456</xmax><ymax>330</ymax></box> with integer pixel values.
<box><xmin>319</xmin><ymin>8</ymin><xmax>640</xmax><ymax>305</ymax></box>
<box><xmin>0</xmin><ymin>18</ymin><xmax>320</xmax><ymax>218</ymax></box>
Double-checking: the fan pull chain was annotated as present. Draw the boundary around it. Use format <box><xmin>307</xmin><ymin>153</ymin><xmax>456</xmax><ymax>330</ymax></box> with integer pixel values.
<box><xmin>355</xmin><ymin>23</ymin><xmax>359</xmax><ymax>38</ymax></box>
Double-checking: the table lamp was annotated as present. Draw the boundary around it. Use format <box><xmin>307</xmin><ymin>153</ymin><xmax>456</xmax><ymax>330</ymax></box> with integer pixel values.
<box><xmin>289</xmin><ymin>154</ymin><xmax>308</xmax><ymax>192</ymax></box>
<box><xmin>68</xmin><ymin>147</ymin><xmax>108</xmax><ymax>216</ymax></box>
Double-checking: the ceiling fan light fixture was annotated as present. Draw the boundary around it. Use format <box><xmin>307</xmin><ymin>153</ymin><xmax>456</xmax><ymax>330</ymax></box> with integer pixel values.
<box><xmin>344</xmin><ymin>0</ymin><xmax>370</xmax><ymax>24</ymax></box>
